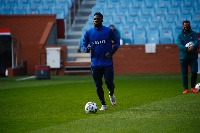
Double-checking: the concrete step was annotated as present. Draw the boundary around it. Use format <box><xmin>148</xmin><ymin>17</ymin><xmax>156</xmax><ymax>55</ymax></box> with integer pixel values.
<box><xmin>58</xmin><ymin>39</ymin><xmax>80</xmax><ymax>46</ymax></box>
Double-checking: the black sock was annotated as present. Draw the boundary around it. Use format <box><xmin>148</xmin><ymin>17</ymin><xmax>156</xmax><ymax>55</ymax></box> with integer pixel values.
<box><xmin>97</xmin><ymin>89</ymin><xmax>106</xmax><ymax>105</ymax></box>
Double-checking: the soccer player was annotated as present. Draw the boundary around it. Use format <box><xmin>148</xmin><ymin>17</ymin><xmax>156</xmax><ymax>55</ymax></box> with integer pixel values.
<box><xmin>177</xmin><ymin>20</ymin><xmax>199</xmax><ymax>93</ymax></box>
<box><xmin>82</xmin><ymin>12</ymin><xmax>120</xmax><ymax>110</ymax></box>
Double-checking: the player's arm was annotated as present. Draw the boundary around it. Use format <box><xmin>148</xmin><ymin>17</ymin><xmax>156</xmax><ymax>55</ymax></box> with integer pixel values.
<box><xmin>105</xmin><ymin>29</ymin><xmax>120</xmax><ymax>58</ymax></box>
<box><xmin>81</xmin><ymin>31</ymin><xmax>91</xmax><ymax>53</ymax></box>
<box><xmin>177</xmin><ymin>33</ymin><xmax>188</xmax><ymax>52</ymax></box>
<box><xmin>188</xmin><ymin>32</ymin><xmax>199</xmax><ymax>53</ymax></box>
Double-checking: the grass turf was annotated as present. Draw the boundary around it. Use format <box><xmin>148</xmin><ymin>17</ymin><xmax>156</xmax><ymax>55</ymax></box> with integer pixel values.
<box><xmin>0</xmin><ymin>74</ymin><xmax>200</xmax><ymax>133</ymax></box>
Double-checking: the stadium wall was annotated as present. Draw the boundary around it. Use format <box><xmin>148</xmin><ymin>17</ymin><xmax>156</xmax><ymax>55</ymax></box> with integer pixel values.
<box><xmin>113</xmin><ymin>44</ymin><xmax>182</xmax><ymax>74</ymax></box>
<box><xmin>0</xmin><ymin>15</ymin><xmax>66</xmax><ymax>75</ymax></box>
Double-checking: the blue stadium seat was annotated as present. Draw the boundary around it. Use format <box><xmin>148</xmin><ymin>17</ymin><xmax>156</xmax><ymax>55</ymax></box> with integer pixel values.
<box><xmin>191</xmin><ymin>23</ymin><xmax>199</xmax><ymax>32</ymax></box>
<box><xmin>107</xmin><ymin>0</ymin><xmax>120</xmax><ymax>6</ymax></box>
<box><xmin>168</xmin><ymin>4</ymin><xmax>181</xmax><ymax>15</ymax></box>
<box><xmin>133</xmin><ymin>27</ymin><xmax>146</xmax><ymax>44</ymax></box>
<box><xmin>27</xmin><ymin>6</ymin><xmax>40</xmax><ymax>14</ymax></box>
<box><xmin>178</xmin><ymin>13</ymin><xmax>192</xmax><ymax>21</ymax></box>
<box><xmin>139</xmin><ymin>11</ymin><xmax>152</xmax><ymax>21</ymax></box>
<box><xmin>146</xmin><ymin>27</ymin><xmax>159</xmax><ymax>38</ymax></box>
<box><xmin>52</xmin><ymin>6</ymin><xmax>67</xmax><ymax>19</ymax></box>
<box><xmin>162</xmin><ymin>17</ymin><xmax>176</xmax><ymax>29</ymax></box>
<box><xmin>57</xmin><ymin>0</ymin><xmax>71</xmax><ymax>9</ymax></box>
<box><xmin>159</xmin><ymin>29</ymin><xmax>173</xmax><ymax>44</ymax></box>
<box><xmin>148</xmin><ymin>18</ymin><xmax>163</xmax><ymax>30</ymax></box>
<box><xmin>181</xmin><ymin>3</ymin><xmax>194</xmax><ymax>14</ymax></box>
<box><xmin>104</xmin><ymin>5</ymin><xmax>116</xmax><ymax>14</ymax></box>
<box><xmin>96</xmin><ymin>0</ymin><xmax>107</xmax><ymax>6</ymax></box>
<box><xmin>136</xmin><ymin>19</ymin><xmax>149</xmax><ymax>30</ymax></box>
<box><xmin>133</xmin><ymin>0</ymin><xmax>145</xmax><ymax>6</ymax></box>
<box><xmin>152</xmin><ymin>13</ymin><xmax>166</xmax><ymax>22</ymax></box>
<box><xmin>5</xmin><ymin>0</ymin><xmax>18</xmax><ymax>8</ymax></box>
<box><xmin>13</xmin><ymin>6</ymin><xmax>27</xmax><ymax>14</ymax></box>
<box><xmin>120</xmin><ymin>29</ymin><xmax>133</xmax><ymax>44</ymax></box>
<box><xmin>123</xmin><ymin>20</ymin><xmax>136</xmax><ymax>30</ymax></box>
<box><xmin>158</xmin><ymin>0</ymin><xmax>171</xmax><ymax>5</ymax></box>
<box><xmin>128</xmin><ymin>4</ymin><xmax>142</xmax><ymax>15</ymax></box>
<box><xmin>142</xmin><ymin>4</ymin><xmax>155</xmax><ymax>15</ymax></box>
<box><xmin>116</xmin><ymin>4</ymin><xmax>128</xmax><ymax>16</ymax></box>
<box><xmin>102</xmin><ymin>19</ymin><xmax>110</xmax><ymax>27</ymax></box>
<box><xmin>147</xmin><ymin>37</ymin><xmax>159</xmax><ymax>44</ymax></box>
<box><xmin>120</xmin><ymin>0</ymin><xmax>133</xmax><ymax>6</ymax></box>
<box><xmin>126</xmin><ymin>14</ymin><xmax>139</xmax><ymax>23</ymax></box>
<box><xmin>0</xmin><ymin>0</ymin><xmax>5</xmax><ymax>7</ymax></box>
<box><xmin>165</xmin><ymin>14</ymin><xmax>178</xmax><ymax>22</ymax></box>
<box><xmin>40</xmin><ymin>6</ymin><xmax>52</xmax><ymax>14</ymax></box>
<box><xmin>110</xmin><ymin>18</ymin><xmax>123</xmax><ymax>31</ymax></box>
<box><xmin>115</xmin><ymin>15</ymin><xmax>126</xmax><ymax>23</ymax></box>
<box><xmin>85</xmin><ymin>18</ymin><xmax>94</xmax><ymax>28</ymax></box>
<box><xmin>18</xmin><ymin>0</ymin><xmax>31</xmax><ymax>8</ymax></box>
<box><xmin>91</xmin><ymin>5</ymin><xmax>105</xmax><ymax>14</ymax></box>
<box><xmin>82</xmin><ymin>24</ymin><xmax>93</xmax><ymax>38</ymax></box>
<box><xmin>155</xmin><ymin>3</ymin><xmax>168</xmax><ymax>14</ymax></box>
<box><xmin>31</xmin><ymin>0</ymin><xmax>44</xmax><ymax>8</ymax></box>
<box><xmin>43</xmin><ymin>0</ymin><xmax>56</xmax><ymax>7</ymax></box>
<box><xmin>1</xmin><ymin>6</ymin><xmax>13</xmax><ymax>14</ymax></box>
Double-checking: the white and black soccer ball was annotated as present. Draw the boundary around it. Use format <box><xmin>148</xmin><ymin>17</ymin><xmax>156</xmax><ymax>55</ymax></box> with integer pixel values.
<box><xmin>195</xmin><ymin>83</ymin><xmax>200</xmax><ymax>91</ymax></box>
<box><xmin>185</xmin><ymin>41</ymin><xmax>194</xmax><ymax>47</ymax></box>
<box><xmin>85</xmin><ymin>102</ymin><xmax>98</xmax><ymax>113</ymax></box>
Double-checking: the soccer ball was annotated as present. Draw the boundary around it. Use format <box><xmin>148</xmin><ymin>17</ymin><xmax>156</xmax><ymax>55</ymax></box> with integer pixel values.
<box><xmin>85</xmin><ymin>102</ymin><xmax>98</xmax><ymax>113</ymax></box>
<box><xmin>195</xmin><ymin>83</ymin><xmax>200</xmax><ymax>91</ymax></box>
<box><xmin>185</xmin><ymin>41</ymin><xmax>194</xmax><ymax>47</ymax></box>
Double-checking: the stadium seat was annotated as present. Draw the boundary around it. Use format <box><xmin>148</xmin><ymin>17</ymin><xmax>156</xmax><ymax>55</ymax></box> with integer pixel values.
<box><xmin>155</xmin><ymin>3</ymin><xmax>168</xmax><ymax>14</ymax></box>
<box><xmin>27</xmin><ymin>6</ymin><xmax>40</xmax><ymax>14</ymax></box>
<box><xmin>57</xmin><ymin>0</ymin><xmax>71</xmax><ymax>9</ymax></box>
<box><xmin>96</xmin><ymin>0</ymin><xmax>107</xmax><ymax>6</ymax></box>
<box><xmin>18</xmin><ymin>0</ymin><xmax>31</xmax><ymax>8</ymax></box>
<box><xmin>43</xmin><ymin>0</ymin><xmax>56</xmax><ymax>8</ymax></box>
<box><xmin>1</xmin><ymin>6</ymin><xmax>13</xmax><ymax>14</ymax></box>
<box><xmin>159</xmin><ymin>29</ymin><xmax>173</xmax><ymax>44</ymax></box>
<box><xmin>139</xmin><ymin>11</ymin><xmax>152</xmax><ymax>21</ymax></box>
<box><xmin>148</xmin><ymin>18</ymin><xmax>163</xmax><ymax>30</ymax></box>
<box><xmin>120</xmin><ymin>0</ymin><xmax>133</xmax><ymax>6</ymax></box>
<box><xmin>136</xmin><ymin>19</ymin><xmax>149</xmax><ymax>30</ymax></box>
<box><xmin>123</xmin><ymin>21</ymin><xmax>136</xmax><ymax>30</ymax></box>
<box><xmin>162</xmin><ymin>18</ymin><xmax>176</xmax><ymax>29</ymax></box>
<box><xmin>142</xmin><ymin>4</ymin><xmax>155</xmax><ymax>15</ymax></box>
<box><xmin>146</xmin><ymin>27</ymin><xmax>159</xmax><ymax>38</ymax></box>
<box><xmin>116</xmin><ymin>4</ymin><xmax>128</xmax><ymax>16</ymax></box>
<box><xmin>126</xmin><ymin>14</ymin><xmax>139</xmax><ymax>23</ymax></box>
<box><xmin>102</xmin><ymin>19</ymin><xmax>110</xmax><ymax>27</ymax></box>
<box><xmin>107</xmin><ymin>0</ymin><xmax>120</xmax><ymax>6</ymax></box>
<box><xmin>173</xmin><ymin>25</ymin><xmax>182</xmax><ymax>41</ymax></box>
<box><xmin>91</xmin><ymin>5</ymin><xmax>105</xmax><ymax>14</ymax></box>
<box><xmin>31</xmin><ymin>0</ymin><xmax>44</xmax><ymax>8</ymax></box>
<box><xmin>168</xmin><ymin>4</ymin><xmax>181</xmax><ymax>15</ymax></box>
<box><xmin>5</xmin><ymin>0</ymin><xmax>18</xmax><ymax>8</ymax></box>
<box><xmin>110</xmin><ymin>19</ymin><xmax>123</xmax><ymax>31</ymax></box>
<box><xmin>120</xmin><ymin>29</ymin><xmax>133</xmax><ymax>44</ymax></box>
<box><xmin>115</xmin><ymin>15</ymin><xmax>126</xmax><ymax>23</ymax></box>
<box><xmin>81</xmin><ymin>24</ymin><xmax>92</xmax><ymax>38</ymax></box>
<box><xmin>152</xmin><ymin>13</ymin><xmax>166</xmax><ymax>22</ymax></box>
<box><xmin>191</xmin><ymin>23</ymin><xmax>199</xmax><ymax>32</ymax></box>
<box><xmin>128</xmin><ymin>4</ymin><xmax>142</xmax><ymax>15</ymax></box>
<box><xmin>13</xmin><ymin>6</ymin><xmax>27</xmax><ymax>14</ymax></box>
<box><xmin>147</xmin><ymin>37</ymin><xmax>159</xmax><ymax>44</ymax></box>
<box><xmin>133</xmin><ymin>27</ymin><xmax>146</xmax><ymax>44</ymax></box>
<box><xmin>158</xmin><ymin>0</ymin><xmax>171</xmax><ymax>5</ymax></box>
<box><xmin>178</xmin><ymin>13</ymin><xmax>192</xmax><ymax>21</ymax></box>
<box><xmin>39</xmin><ymin>6</ymin><xmax>52</xmax><ymax>14</ymax></box>
<box><xmin>104</xmin><ymin>4</ymin><xmax>116</xmax><ymax>15</ymax></box>
<box><xmin>52</xmin><ymin>6</ymin><xmax>67</xmax><ymax>19</ymax></box>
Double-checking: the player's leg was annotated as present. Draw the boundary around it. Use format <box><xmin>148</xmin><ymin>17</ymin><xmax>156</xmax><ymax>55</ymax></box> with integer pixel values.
<box><xmin>104</xmin><ymin>65</ymin><xmax>116</xmax><ymax>106</ymax></box>
<box><xmin>189</xmin><ymin>58</ymin><xmax>198</xmax><ymax>93</ymax></box>
<box><xmin>180</xmin><ymin>59</ymin><xmax>189</xmax><ymax>93</ymax></box>
<box><xmin>91</xmin><ymin>66</ymin><xmax>107</xmax><ymax>108</ymax></box>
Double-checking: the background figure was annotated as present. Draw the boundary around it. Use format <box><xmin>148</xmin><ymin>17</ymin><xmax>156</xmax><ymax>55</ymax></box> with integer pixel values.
<box><xmin>82</xmin><ymin>12</ymin><xmax>120</xmax><ymax>110</ymax></box>
<box><xmin>109</xmin><ymin>25</ymin><xmax>123</xmax><ymax>45</ymax></box>
<box><xmin>176</xmin><ymin>20</ymin><xmax>199</xmax><ymax>93</ymax></box>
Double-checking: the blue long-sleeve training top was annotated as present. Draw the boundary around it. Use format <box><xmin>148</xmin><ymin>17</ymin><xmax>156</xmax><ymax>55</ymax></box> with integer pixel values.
<box><xmin>82</xmin><ymin>25</ymin><xmax>120</xmax><ymax>67</ymax></box>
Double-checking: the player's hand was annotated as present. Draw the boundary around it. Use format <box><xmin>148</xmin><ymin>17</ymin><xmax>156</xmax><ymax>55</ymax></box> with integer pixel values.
<box><xmin>105</xmin><ymin>53</ymin><xmax>112</xmax><ymax>59</ymax></box>
<box><xmin>86</xmin><ymin>47</ymin><xmax>91</xmax><ymax>53</ymax></box>
<box><xmin>188</xmin><ymin>46</ymin><xmax>194</xmax><ymax>53</ymax></box>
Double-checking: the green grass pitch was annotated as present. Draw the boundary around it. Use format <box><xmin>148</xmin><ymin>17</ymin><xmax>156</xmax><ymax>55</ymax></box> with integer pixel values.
<box><xmin>0</xmin><ymin>74</ymin><xmax>200</xmax><ymax>133</ymax></box>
